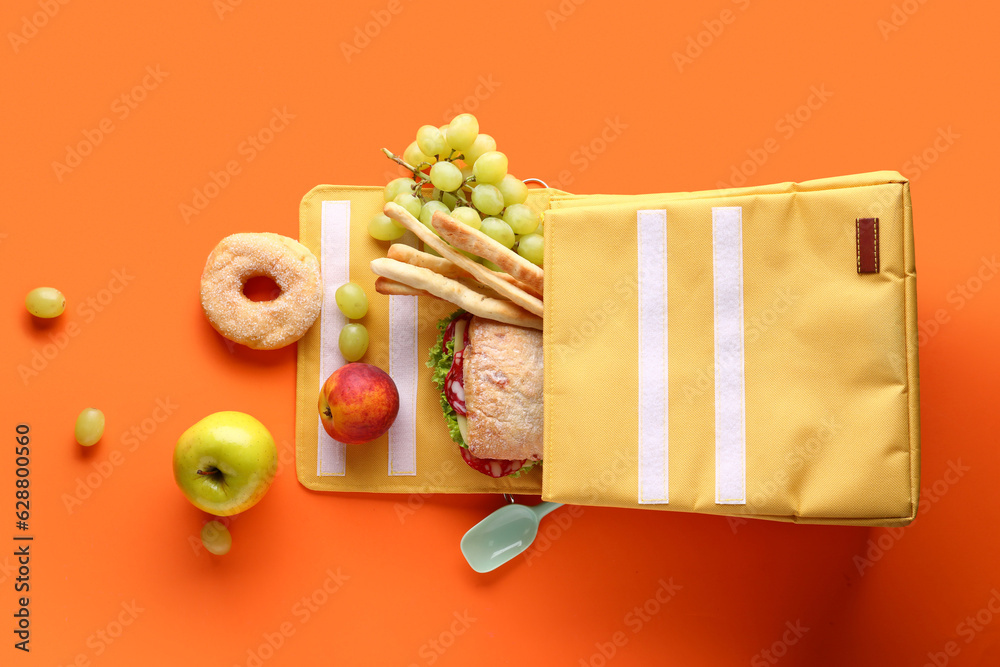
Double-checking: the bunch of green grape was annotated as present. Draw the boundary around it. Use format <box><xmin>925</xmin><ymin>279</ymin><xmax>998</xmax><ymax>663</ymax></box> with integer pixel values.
<box><xmin>369</xmin><ymin>113</ymin><xmax>544</xmax><ymax>267</ymax></box>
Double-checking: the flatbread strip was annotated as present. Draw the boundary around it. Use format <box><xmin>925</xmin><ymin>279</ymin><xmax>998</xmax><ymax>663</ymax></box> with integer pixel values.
<box><xmin>383</xmin><ymin>202</ymin><xmax>544</xmax><ymax>318</ymax></box>
<box><xmin>370</xmin><ymin>257</ymin><xmax>542</xmax><ymax>330</ymax></box>
<box><xmin>387</xmin><ymin>243</ymin><xmax>542</xmax><ymax>299</ymax></box>
<box><xmin>375</xmin><ymin>275</ymin><xmax>504</xmax><ymax>302</ymax></box>
<box><xmin>375</xmin><ymin>277</ymin><xmax>434</xmax><ymax>298</ymax></box>
<box><xmin>387</xmin><ymin>244</ymin><xmax>464</xmax><ymax>277</ymax></box>
<box><xmin>432</xmin><ymin>211</ymin><xmax>544</xmax><ymax>296</ymax></box>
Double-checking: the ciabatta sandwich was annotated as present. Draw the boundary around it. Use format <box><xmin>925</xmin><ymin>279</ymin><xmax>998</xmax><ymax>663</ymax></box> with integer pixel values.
<box><xmin>428</xmin><ymin>310</ymin><xmax>542</xmax><ymax>477</ymax></box>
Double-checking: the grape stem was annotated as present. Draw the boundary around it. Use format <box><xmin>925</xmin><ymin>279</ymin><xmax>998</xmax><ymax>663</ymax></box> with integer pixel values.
<box><xmin>382</xmin><ymin>147</ymin><xmax>436</xmax><ymax>203</ymax></box>
<box><xmin>382</xmin><ymin>147</ymin><xmax>477</xmax><ymax>212</ymax></box>
<box><xmin>381</xmin><ymin>147</ymin><xmax>416</xmax><ymax>172</ymax></box>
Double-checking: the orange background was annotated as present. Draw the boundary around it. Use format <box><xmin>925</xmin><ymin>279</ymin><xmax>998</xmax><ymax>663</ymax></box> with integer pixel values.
<box><xmin>3</xmin><ymin>0</ymin><xmax>999</xmax><ymax>665</ymax></box>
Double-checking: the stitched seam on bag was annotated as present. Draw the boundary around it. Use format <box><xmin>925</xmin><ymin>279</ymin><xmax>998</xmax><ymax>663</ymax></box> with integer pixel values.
<box><xmin>856</xmin><ymin>218</ymin><xmax>862</xmax><ymax>273</ymax></box>
<box><xmin>873</xmin><ymin>217</ymin><xmax>880</xmax><ymax>272</ymax></box>
<box><xmin>900</xmin><ymin>186</ymin><xmax>918</xmax><ymax>519</ymax></box>
<box><xmin>548</xmin><ymin>176</ymin><xmax>908</xmax><ymax>208</ymax></box>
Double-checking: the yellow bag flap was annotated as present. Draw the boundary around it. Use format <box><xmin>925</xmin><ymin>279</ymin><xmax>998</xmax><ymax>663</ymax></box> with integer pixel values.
<box><xmin>540</xmin><ymin>172</ymin><xmax>919</xmax><ymax>526</ymax></box>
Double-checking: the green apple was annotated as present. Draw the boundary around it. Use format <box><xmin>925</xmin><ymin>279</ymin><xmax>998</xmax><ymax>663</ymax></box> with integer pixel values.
<box><xmin>173</xmin><ymin>411</ymin><xmax>277</xmax><ymax>516</ymax></box>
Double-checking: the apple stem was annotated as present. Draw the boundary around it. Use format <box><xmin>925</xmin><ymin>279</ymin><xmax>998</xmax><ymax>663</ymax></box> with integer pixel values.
<box><xmin>197</xmin><ymin>467</ymin><xmax>219</xmax><ymax>476</ymax></box>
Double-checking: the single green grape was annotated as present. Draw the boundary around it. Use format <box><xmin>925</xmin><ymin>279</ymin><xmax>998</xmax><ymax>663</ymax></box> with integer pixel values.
<box><xmin>419</xmin><ymin>200</ymin><xmax>451</xmax><ymax>232</ymax></box>
<box><xmin>472</xmin><ymin>151</ymin><xmax>508</xmax><ymax>185</ymax></box>
<box><xmin>436</xmin><ymin>190</ymin><xmax>459</xmax><ymax>209</ymax></box>
<box><xmin>25</xmin><ymin>286</ymin><xmax>66</xmax><ymax>318</ymax></box>
<box><xmin>502</xmin><ymin>203</ymin><xmax>540</xmax><ymax>235</ymax></box>
<box><xmin>451</xmin><ymin>206</ymin><xmax>482</xmax><ymax>230</ymax></box>
<box><xmin>535</xmin><ymin>220</ymin><xmax>544</xmax><ymax>236</ymax></box>
<box><xmin>471</xmin><ymin>184</ymin><xmax>504</xmax><ymax>216</ymax></box>
<box><xmin>416</xmin><ymin>125</ymin><xmax>448</xmax><ymax>158</ymax></box>
<box><xmin>463</xmin><ymin>133</ymin><xmax>496</xmax><ymax>165</ymax></box>
<box><xmin>483</xmin><ymin>259</ymin><xmax>504</xmax><ymax>272</ymax></box>
<box><xmin>438</xmin><ymin>124</ymin><xmax>453</xmax><ymax>150</ymax></box>
<box><xmin>393</xmin><ymin>193</ymin><xmax>423</xmax><ymax>219</ymax></box>
<box><xmin>368</xmin><ymin>213</ymin><xmax>406</xmax><ymax>241</ymax></box>
<box><xmin>480</xmin><ymin>217</ymin><xmax>516</xmax><ymax>249</ymax></box>
<box><xmin>339</xmin><ymin>324</ymin><xmax>369</xmax><ymax>362</ymax></box>
<box><xmin>446</xmin><ymin>113</ymin><xmax>479</xmax><ymax>151</ymax></box>
<box><xmin>201</xmin><ymin>521</ymin><xmax>232</xmax><ymax>556</ymax></box>
<box><xmin>429</xmin><ymin>161</ymin><xmax>463</xmax><ymax>192</ymax></box>
<box><xmin>497</xmin><ymin>174</ymin><xmax>528</xmax><ymax>206</ymax></box>
<box><xmin>335</xmin><ymin>282</ymin><xmax>368</xmax><ymax>319</ymax></box>
<box><xmin>403</xmin><ymin>140</ymin><xmax>434</xmax><ymax>166</ymax></box>
<box><xmin>517</xmin><ymin>233</ymin><xmax>544</xmax><ymax>266</ymax></box>
<box><xmin>74</xmin><ymin>408</ymin><xmax>105</xmax><ymax>447</ymax></box>
<box><xmin>384</xmin><ymin>177</ymin><xmax>416</xmax><ymax>202</ymax></box>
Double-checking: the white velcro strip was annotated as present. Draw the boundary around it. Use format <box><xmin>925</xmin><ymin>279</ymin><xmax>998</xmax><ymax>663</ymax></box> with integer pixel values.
<box><xmin>388</xmin><ymin>295</ymin><xmax>418</xmax><ymax>475</ymax></box>
<box><xmin>317</xmin><ymin>200</ymin><xmax>350</xmax><ymax>476</ymax></box>
<box><xmin>637</xmin><ymin>209</ymin><xmax>669</xmax><ymax>504</ymax></box>
<box><xmin>712</xmin><ymin>206</ymin><xmax>746</xmax><ymax>504</ymax></box>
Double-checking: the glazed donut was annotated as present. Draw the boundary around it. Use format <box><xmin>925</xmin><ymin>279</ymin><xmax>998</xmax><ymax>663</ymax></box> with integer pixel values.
<box><xmin>200</xmin><ymin>233</ymin><xmax>322</xmax><ymax>350</ymax></box>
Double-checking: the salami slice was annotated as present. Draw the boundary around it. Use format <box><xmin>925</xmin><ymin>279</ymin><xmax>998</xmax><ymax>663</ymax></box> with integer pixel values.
<box><xmin>445</xmin><ymin>348</ymin><xmax>467</xmax><ymax>415</ymax></box>
<box><xmin>458</xmin><ymin>445</ymin><xmax>526</xmax><ymax>478</ymax></box>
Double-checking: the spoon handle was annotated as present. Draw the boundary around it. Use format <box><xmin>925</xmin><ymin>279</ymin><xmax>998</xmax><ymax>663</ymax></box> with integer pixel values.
<box><xmin>531</xmin><ymin>502</ymin><xmax>563</xmax><ymax>520</ymax></box>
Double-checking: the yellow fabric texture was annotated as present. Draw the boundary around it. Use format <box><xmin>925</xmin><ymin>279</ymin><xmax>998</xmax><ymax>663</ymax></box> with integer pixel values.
<box><xmin>541</xmin><ymin>171</ymin><xmax>919</xmax><ymax>526</ymax></box>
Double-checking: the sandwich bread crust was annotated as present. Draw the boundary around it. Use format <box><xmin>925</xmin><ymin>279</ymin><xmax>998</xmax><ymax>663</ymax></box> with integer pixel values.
<box><xmin>464</xmin><ymin>316</ymin><xmax>544</xmax><ymax>461</ymax></box>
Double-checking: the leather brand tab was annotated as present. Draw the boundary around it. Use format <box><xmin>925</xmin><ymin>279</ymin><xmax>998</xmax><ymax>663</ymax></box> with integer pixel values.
<box><xmin>857</xmin><ymin>217</ymin><xmax>879</xmax><ymax>274</ymax></box>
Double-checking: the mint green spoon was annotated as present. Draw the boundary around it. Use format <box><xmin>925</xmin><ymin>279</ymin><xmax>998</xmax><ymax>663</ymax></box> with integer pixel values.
<box><xmin>460</xmin><ymin>501</ymin><xmax>563</xmax><ymax>572</ymax></box>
